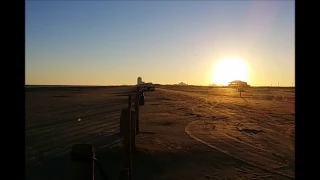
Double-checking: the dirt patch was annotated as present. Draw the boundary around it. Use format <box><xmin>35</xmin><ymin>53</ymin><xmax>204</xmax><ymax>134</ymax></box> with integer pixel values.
<box><xmin>148</xmin><ymin>121</ymin><xmax>174</xmax><ymax>127</ymax></box>
<box><xmin>139</xmin><ymin>131</ymin><xmax>156</xmax><ymax>135</ymax></box>
<box><xmin>237</xmin><ymin>127</ymin><xmax>264</xmax><ymax>134</ymax></box>
<box><xmin>157</xmin><ymin>97</ymin><xmax>172</xmax><ymax>101</ymax></box>
<box><xmin>52</xmin><ymin>95</ymin><xmax>70</xmax><ymax>98</ymax></box>
<box><xmin>211</xmin><ymin>116</ymin><xmax>228</xmax><ymax>120</ymax></box>
<box><xmin>162</xmin><ymin>122</ymin><xmax>172</xmax><ymax>126</ymax></box>
<box><xmin>150</xmin><ymin>103</ymin><xmax>161</xmax><ymax>105</ymax></box>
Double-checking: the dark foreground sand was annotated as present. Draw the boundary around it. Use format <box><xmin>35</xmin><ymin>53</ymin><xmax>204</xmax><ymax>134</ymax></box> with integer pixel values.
<box><xmin>25</xmin><ymin>86</ymin><xmax>294</xmax><ymax>180</ymax></box>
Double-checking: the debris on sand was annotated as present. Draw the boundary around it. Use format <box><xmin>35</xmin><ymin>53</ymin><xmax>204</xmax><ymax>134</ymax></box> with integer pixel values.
<box><xmin>237</xmin><ymin>127</ymin><xmax>263</xmax><ymax>134</ymax></box>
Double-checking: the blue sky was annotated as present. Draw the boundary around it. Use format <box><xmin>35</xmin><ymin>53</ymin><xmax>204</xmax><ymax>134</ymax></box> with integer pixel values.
<box><xmin>26</xmin><ymin>1</ymin><xmax>294</xmax><ymax>86</ymax></box>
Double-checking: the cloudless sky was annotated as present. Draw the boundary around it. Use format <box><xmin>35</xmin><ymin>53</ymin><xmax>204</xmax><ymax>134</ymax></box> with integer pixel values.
<box><xmin>26</xmin><ymin>0</ymin><xmax>294</xmax><ymax>86</ymax></box>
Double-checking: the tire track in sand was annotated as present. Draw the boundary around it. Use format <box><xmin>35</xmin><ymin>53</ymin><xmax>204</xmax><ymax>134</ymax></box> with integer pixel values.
<box><xmin>191</xmin><ymin>91</ymin><xmax>294</xmax><ymax>155</ymax></box>
<box><xmin>160</xmin><ymin>88</ymin><xmax>295</xmax><ymax>179</ymax></box>
<box><xmin>185</xmin><ymin>121</ymin><xmax>294</xmax><ymax>179</ymax></box>
<box><xmin>159</xmin><ymin>88</ymin><xmax>294</xmax><ymax>166</ymax></box>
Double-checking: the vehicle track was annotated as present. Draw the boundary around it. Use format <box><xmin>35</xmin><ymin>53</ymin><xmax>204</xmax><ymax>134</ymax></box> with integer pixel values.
<box><xmin>185</xmin><ymin>121</ymin><xmax>294</xmax><ymax>179</ymax></box>
<box><xmin>199</xmin><ymin>95</ymin><xmax>294</xmax><ymax>151</ymax></box>
<box><xmin>26</xmin><ymin>100</ymin><xmax>125</xmax><ymax>127</ymax></box>
<box><xmin>25</xmin><ymin>90</ymin><xmax>88</xmax><ymax>116</ymax></box>
<box><xmin>26</xmin><ymin>131</ymin><xmax>121</xmax><ymax>167</ymax></box>
<box><xmin>26</xmin><ymin>114</ymin><xmax>119</xmax><ymax>146</ymax></box>
<box><xmin>159</xmin><ymin>88</ymin><xmax>294</xmax><ymax>179</ymax></box>
<box><xmin>26</xmin><ymin>102</ymin><xmax>124</xmax><ymax>167</ymax></box>
<box><xmin>26</xmin><ymin>122</ymin><xmax>119</xmax><ymax>159</ymax></box>
<box><xmin>26</xmin><ymin>103</ymin><xmax>124</xmax><ymax>134</ymax></box>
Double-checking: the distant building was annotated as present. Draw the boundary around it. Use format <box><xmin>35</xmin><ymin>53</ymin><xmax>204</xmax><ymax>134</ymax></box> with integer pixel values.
<box><xmin>178</xmin><ymin>82</ymin><xmax>188</xmax><ymax>86</ymax></box>
<box><xmin>228</xmin><ymin>80</ymin><xmax>250</xmax><ymax>87</ymax></box>
<box><xmin>137</xmin><ymin>77</ymin><xmax>144</xmax><ymax>85</ymax></box>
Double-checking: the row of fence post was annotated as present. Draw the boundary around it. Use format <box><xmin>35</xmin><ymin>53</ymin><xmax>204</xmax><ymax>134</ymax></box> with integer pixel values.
<box><xmin>71</xmin><ymin>87</ymin><xmax>142</xmax><ymax>180</ymax></box>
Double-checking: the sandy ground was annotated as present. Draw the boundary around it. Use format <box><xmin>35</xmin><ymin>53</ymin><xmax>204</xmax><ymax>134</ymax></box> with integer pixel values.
<box><xmin>25</xmin><ymin>86</ymin><xmax>295</xmax><ymax>180</ymax></box>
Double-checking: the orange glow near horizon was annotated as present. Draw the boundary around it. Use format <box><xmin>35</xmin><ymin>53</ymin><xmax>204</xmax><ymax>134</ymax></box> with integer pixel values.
<box><xmin>211</xmin><ymin>57</ymin><xmax>249</xmax><ymax>86</ymax></box>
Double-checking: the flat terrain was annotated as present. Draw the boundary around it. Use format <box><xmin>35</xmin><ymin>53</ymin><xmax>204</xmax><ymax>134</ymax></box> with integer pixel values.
<box><xmin>25</xmin><ymin>85</ymin><xmax>295</xmax><ymax>180</ymax></box>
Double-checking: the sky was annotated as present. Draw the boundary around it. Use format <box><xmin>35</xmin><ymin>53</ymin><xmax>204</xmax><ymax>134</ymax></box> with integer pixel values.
<box><xmin>25</xmin><ymin>1</ymin><xmax>295</xmax><ymax>86</ymax></box>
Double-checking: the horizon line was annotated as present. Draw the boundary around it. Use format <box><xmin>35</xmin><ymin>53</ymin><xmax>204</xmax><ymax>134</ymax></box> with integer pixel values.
<box><xmin>25</xmin><ymin>84</ymin><xmax>295</xmax><ymax>88</ymax></box>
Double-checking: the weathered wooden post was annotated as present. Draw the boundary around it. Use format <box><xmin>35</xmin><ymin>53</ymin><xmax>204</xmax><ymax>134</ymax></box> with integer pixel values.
<box><xmin>131</xmin><ymin>110</ymin><xmax>136</xmax><ymax>150</ymax></box>
<box><xmin>70</xmin><ymin>144</ymin><xmax>94</xmax><ymax>180</ymax></box>
<box><xmin>135</xmin><ymin>89</ymin><xmax>140</xmax><ymax>135</ymax></box>
<box><xmin>120</xmin><ymin>108</ymin><xmax>131</xmax><ymax>180</ymax></box>
<box><xmin>126</xmin><ymin>95</ymin><xmax>133</xmax><ymax>180</ymax></box>
<box><xmin>238</xmin><ymin>87</ymin><xmax>244</xmax><ymax>97</ymax></box>
<box><xmin>118</xmin><ymin>168</ymin><xmax>130</xmax><ymax>180</ymax></box>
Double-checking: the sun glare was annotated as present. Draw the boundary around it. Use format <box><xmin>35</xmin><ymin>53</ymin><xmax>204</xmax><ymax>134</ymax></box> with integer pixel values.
<box><xmin>212</xmin><ymin>57</ymin><xmax>248</xmax><ymax>86</ymax></box>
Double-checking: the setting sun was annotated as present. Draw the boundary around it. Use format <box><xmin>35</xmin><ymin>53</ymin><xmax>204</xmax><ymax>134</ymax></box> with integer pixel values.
<box><xmin>212</xmin><ymin>57</ymin><xmax>249</xmax><ymax>86</ymax></box>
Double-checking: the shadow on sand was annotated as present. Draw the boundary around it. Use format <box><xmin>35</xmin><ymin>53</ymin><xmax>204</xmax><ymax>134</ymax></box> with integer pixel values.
<box><xmin>25</xmin><ymin>133</ymin><xmax>121</xmax><ymax>180</ymax></box>
<box><xmin>93</xmin><ymin>146</ymin><xmax>242</xmax><ymax>180</ymax></box>
<box><xmin>26</xmin><ymin>144</ymin><xmax>237</xmax><ymax>180</ymax></box>
<box><xmin>240</xmin><ymin>97</ymin><xmax>248</xmax><ymax>102</ymax></box>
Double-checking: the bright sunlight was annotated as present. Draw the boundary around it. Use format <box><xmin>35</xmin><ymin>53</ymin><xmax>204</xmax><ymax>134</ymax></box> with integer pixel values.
<box><xmin>212</xmin><ymin>57</ymin><xmax>249</xmax><ymax>86</ymax></box>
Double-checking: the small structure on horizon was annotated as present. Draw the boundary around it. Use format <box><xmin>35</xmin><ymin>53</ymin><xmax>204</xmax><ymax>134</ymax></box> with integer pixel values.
<box><xmin>228</xmin><ymin>80</ymin><xmax>250</xmax><ymax>87</ymax></box>
<box><xmin>137</xmin><ymin>77</ymin><xmax>145</xmax><ymax>85</ymax></box>
<box><xmin>209</xmin><ymin>83</ymin><xmax>218</xmax><ymax>87</ymax></box>
<box><xmin>177</xmin><ymin>82</ymin><xmax>188</xmax><ymax>86</ymax></box>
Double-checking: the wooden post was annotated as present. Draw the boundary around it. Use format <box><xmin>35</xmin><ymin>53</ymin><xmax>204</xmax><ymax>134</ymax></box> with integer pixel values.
<box><xmin>121</xmin><ymin>108</ymin><xmax>131</xmax><ymax>179</ymax></box>
<box><xmin>127</xmin><ymin>96</ymin><xmax>133</xmax><ymax>180</ymax></box>
<box><xmin>121</xmin><ymin>108</ymin><xmax>130</xmax><ymax>147</ymax></box>
<box><xmin>135</xmin><ymin>91</ymin><xmax>140</xmax><ymax>135</ymax></box>
<box><xmin>120</xmin><ymin>109</ymin><xmax>124</xmax><ymax>136</ymax></box>
<box><xmin>131</xmin><ymin>110</ymin><xmax>136</xmax><ymax>150</ymax></box>
<box><xmin>70</xmin><ymin>144</ymin><xmax>94</xmax><ymax>180</ymax></box>
<box><xmin>118</xmin><ymin>168</ymin><xmax>129</xmax><ymax>180</ymax></box>
<box><xmin>128</xmin><ymin>95</ymin><xmax>132</xmax><ymax>123</ymax></box>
